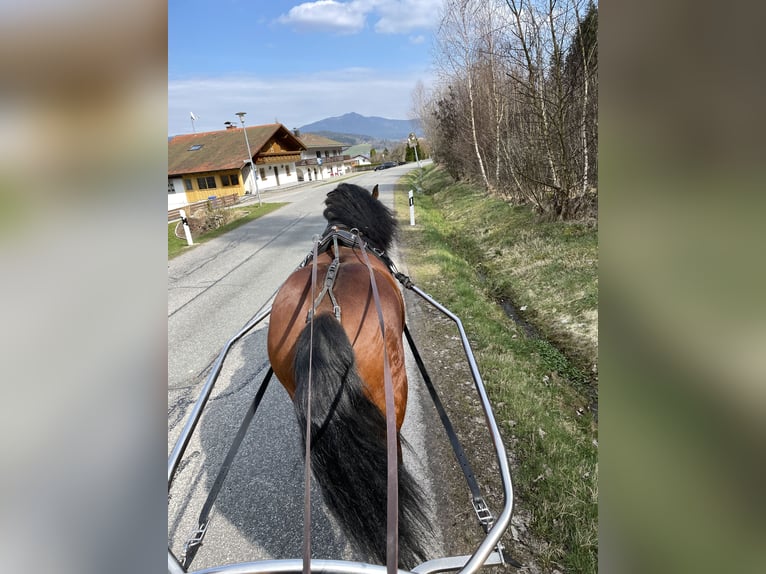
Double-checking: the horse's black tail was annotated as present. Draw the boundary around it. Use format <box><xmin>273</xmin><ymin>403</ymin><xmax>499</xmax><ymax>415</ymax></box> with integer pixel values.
<box><xmin>293</xmin><ymin>313</ymin><xmax>431</xmax><ymax>568</ymax></box>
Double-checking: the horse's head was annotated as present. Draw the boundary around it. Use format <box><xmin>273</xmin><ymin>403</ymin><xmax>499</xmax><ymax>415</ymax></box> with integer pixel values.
<box><xmin>323</xmin><ymin>183</ymin><xmax>397</xmax><ymax>252</ymax></box>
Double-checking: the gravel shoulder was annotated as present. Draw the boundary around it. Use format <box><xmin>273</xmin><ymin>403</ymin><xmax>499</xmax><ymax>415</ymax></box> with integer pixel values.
<box><xmin>394</xmin><ymin>246</ymin><xmax>547</xmax><ymax>573</ymax></box>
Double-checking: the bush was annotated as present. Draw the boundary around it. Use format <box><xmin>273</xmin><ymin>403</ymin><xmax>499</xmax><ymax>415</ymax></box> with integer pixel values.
<box><xmin>187</xmin><ymin>201</ymin><xmax>239</xmax><ymax>235</ymax></box>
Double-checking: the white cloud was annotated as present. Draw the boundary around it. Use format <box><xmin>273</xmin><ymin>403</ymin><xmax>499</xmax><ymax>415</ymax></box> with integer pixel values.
<box><xmin>373</xmin><ymin>0</ymin><xmax>444</xmax><ymax>34</ymax></box>
<box><xmin>276</xmin><ymin>0</ymin><xmax>367</xmax><ymax>34</ymax></box>
<box><xmin>275</xmin><ymin>0</ymin><xmax>444</xmax><ymax>35</ymax></box>
<box><xmin>409</xmin><ymin>34</ymin><xmax>426</xmax><ymax>45</ymax></box>
<box><xmin>168</xmin><ymin>67</ymin><xmax>436</xmax><ymax>136</ymax></box>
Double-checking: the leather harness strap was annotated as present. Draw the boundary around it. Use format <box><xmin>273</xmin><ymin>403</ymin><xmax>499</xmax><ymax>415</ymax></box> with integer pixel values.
<box><xmin>358</xmin><ymin>239</ymin><xmax>400</xmax><ymax>574</ymax></box>
<box><xmin>180</xmin><ymin>367</ymin><xmax>274</xmax><ymax>569</ymax></box>
<box><xmin>307</xmin><ymin>234</ymin><xmax>342</xmax><ymax>323</ymax></box>
<box><xmin>301</xmin><ymin>227</ymin><xmax>399</xmax><ymax>574</ymax></box>
<box><xmin>302</xmin><ymin>238</ymin><xmax>320</xmax><ymax>574</ymax></box>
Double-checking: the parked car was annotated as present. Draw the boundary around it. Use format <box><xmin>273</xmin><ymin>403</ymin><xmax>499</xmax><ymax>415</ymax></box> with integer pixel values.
<box><xmin>374</xmin><ymin>161</ymin><xmax>397</xmax><ymax>171</ymax></box>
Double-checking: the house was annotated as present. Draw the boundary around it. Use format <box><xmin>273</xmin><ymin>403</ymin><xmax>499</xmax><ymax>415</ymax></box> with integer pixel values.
<box><xmin>349</xmin><ymin>154</ymin><xmax>371</xmax><ymax>167</ymax></box>
<box><xmin>293</xmin><ymin>131</ymin><xmax>351</xmax><ymax>181</ymax></box>
<box><xmin>344</xmin><ymin>143</ymin><xmax>373</xmax><ymax>158</ymax></box>
<box><xmin>168</xmin><ymin>123</ymin><xmax>306</xmax><ymax>209</ymax></box>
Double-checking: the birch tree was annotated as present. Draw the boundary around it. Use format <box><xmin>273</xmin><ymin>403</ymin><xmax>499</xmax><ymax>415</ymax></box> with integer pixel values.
<box><xmin>435</xmin><ymin>0</ymin><xmax>491</xmax><ymax>190</ymax></box>
<box><xmin>422</xmin><ymin>0</ymin><xmax>598</xmax><ymax>219</ymax></box>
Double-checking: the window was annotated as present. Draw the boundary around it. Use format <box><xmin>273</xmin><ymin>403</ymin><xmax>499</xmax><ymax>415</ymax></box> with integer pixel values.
<box><xmin>324</xmin><ymin>150</ymin><xmax>329</xmax><ymax>158</ymax></box>
<box><xmin>221</xmin><ymin>174</ymin><xmax>239</xmax><ymax>186</ymax></box>
<box><xmin>183</xmin><ymin>179</ymin><xmax>193</xmax><ymax>191</ymax></box>
<box><xmin>285</xmin><ymin>164</ymin><xmax>291</xmax><ymax>176</ymax></box>
<box><xmin>316</xmin><ymin>151</ymin><xmax>321</xmax><ymax>159</ymax></box>
<box><xmin>168</xmin><ymin>181</ymin><xmax>176</xmax><ymax>194</ymax></box>
<box><xmin>259</xmin><ymin>168</ymin><xmax>266</xmax><ymax>181</ymax></box>
<box><xmin>188</xmin><ymin>144</ymin><xmax>203</xmax><ymax>151</ymax></box>
<box><xmin>196</xmin><ymin>176</ymin><xmax>216</xmax><ymax>190</ymax></box>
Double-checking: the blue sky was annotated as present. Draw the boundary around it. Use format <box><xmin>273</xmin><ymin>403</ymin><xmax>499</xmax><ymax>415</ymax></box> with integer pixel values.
<box><xmin>168</xmin><ymin>0</ymin><xmax>444</xmax><ymax>136</ymax></box>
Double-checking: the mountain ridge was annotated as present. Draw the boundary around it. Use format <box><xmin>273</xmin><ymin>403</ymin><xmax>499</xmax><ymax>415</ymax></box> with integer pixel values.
<box><xmin>298</xmin><ymin>112</ymin><xmax>422</xmax><ymax>141</ymax></box>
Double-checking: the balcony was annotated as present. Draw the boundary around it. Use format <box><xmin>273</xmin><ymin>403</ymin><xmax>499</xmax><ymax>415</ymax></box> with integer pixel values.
<box><xmin>296</xmin><ymin>155</ymin><xmax>351</xmax><ymax>167</ymax></box>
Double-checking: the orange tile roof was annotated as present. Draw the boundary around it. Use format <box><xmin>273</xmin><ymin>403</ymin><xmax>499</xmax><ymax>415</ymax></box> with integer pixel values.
<box><xmin>168</xmin><ymin>123</ymin><xmax>305</xmax><ymax>176</ymax></box>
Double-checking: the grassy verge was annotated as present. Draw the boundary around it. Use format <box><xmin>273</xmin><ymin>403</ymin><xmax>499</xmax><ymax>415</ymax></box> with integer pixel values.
<box><xmin>168</xmin><ymin>202</ymin><xmax>287</xmax><ymax>259</ymax></box>
<box><xmin>396</xmin><ymin>166</ymin><xmax>598</xmax><ymax>573</ymax></box>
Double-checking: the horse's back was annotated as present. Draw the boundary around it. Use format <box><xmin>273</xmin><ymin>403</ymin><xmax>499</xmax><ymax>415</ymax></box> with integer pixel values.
<box><xmin>266</xmin><ymin>249</ymin><xmax>407</xmax><ymax>426</ymax></box>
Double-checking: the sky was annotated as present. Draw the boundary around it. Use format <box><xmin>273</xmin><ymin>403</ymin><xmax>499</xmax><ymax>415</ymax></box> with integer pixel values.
<box><xmin>168</xmin><ymin>0</ymin><xmax>444</xmax><ymax>136</ymax></box>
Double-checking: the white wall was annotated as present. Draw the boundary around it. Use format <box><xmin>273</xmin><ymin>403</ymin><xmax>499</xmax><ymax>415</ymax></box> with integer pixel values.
<box><xmin>168</xmin><ymin>178</ymin><xmax>188</xmax><ymax>210</ymax></box>
<box><xmin>257</xmin><ymin>163</ymin><xmax>300</xmax><ymax>190</ymax></box>
<box><xmin>241</xmin><ymin>163</ymin><xmax>256</xmax><ymax>195</ymax></box>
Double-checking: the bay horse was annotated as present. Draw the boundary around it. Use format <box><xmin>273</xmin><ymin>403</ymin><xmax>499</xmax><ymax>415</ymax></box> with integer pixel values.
<box><xmin>266</xmin><ymin>183</ymin><xmax>430</xmax><ymax>568</ymax></box>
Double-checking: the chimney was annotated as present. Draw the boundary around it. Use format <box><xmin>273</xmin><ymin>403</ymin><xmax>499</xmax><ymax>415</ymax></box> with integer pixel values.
<box><xmin>293</xmin><ymin>128</ymin><xmax>300</xmax><ymax>138</ymax></box>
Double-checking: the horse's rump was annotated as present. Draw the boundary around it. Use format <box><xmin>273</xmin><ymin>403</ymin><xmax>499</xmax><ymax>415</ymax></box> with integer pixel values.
<box><xmin>267</xmin><ymin>250</ymin><xmax>408</xmax><ymax>427</ymax></box>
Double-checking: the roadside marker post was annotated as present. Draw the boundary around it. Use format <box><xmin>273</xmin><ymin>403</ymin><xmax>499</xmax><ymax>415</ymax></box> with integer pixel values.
<box><xmin>408</xmin><ymin>189</ymin><xmax>415</xmax><ymax>226</ymax></box>
<box><xmin>179</xmin><ymin>209</ymin><xmax>194</xmax><ymax>246</ymax></box>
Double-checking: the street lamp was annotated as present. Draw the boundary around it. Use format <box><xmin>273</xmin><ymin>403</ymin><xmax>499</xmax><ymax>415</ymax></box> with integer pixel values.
<box><xmin>408</xmin><ymin>132</ymin><xmax>421</xmax><ymax>168</ymax></box>
<box><xmin>235</xmin><ymin>112</ymin><xmax>261</xmax><ymax>207</ymax></box>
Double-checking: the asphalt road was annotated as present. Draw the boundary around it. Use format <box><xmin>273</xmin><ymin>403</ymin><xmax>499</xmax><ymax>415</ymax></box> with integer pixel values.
<box><xmin>167</xmin><ymin>164</ymin><xmax>444</xmax><ymax>570</ymax></box>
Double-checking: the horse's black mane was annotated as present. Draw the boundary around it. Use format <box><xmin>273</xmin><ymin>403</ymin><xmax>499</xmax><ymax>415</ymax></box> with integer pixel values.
<box><xmin>323</xmin><ymin>183</ymin><xmax>397</xmax><ymax>252</ymax></box>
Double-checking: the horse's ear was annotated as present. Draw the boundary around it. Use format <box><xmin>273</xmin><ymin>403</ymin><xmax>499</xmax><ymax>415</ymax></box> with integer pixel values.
<box><xmin>372</xmin><ymin>184</ymin><xmax>379</xmax><ymax>200</ymax></box>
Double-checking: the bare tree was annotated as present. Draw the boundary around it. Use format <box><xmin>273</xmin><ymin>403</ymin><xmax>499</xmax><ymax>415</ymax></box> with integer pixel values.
<box><xmin>436</xmin><ymin>0</ymin><xmax>491</xmax><ymax>190</ymax></box>
<box><xmin>422</xmin><ymin>0</ymin><xmax>598</xmax><ymax>219</ymax></box>
<box><xmin>503</xmin><ymin>0</ymin><xmax>597</xmax><ymax>218</ymax></box>
<box><xmin>472</xmin><ymin>0</ymin><xmax>512</xmax><ymax>192</ymax></box>
<box><xmin>569</xmin><ymin>0</ymin><xmax>598</xmax><ymax>200</ymax></box>
<box><xmin>410</xmin><ymin>79</ymin><xmax>429</xmax><ymax>125</ymax></box>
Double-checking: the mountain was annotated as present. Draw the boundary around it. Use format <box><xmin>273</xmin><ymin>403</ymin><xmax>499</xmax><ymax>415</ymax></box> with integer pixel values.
<box><xmin>298</xmin><ymin>112</ymin><xmax>422</xmax><ymax>141</ymax></box>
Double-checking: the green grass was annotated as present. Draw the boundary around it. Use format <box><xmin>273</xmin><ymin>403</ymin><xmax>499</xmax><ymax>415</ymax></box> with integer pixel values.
<box><xmin>396</xmin><ymin>166</ymin><xmax>598</xmax><ymax>573</ymax></box>
<box><xmin>168</xmin><ymin>202</ymin><xmax>287</xmax><ymax>259</ymax></box>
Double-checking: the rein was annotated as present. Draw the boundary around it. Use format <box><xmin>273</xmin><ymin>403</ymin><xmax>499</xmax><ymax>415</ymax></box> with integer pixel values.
<box><xmin>302</xmin><ymin>238</ymin><xmax>319</xmax><ymax>574</ymax></box>
<box><xmin>357</xmin><ymin>238</ymin><xmax>400</xmax><ymax>574</ymax></box>
<box><xmin>302</xmin><ymin>227</ymin><xmax>400</xmax><ymax>574</ymax></box>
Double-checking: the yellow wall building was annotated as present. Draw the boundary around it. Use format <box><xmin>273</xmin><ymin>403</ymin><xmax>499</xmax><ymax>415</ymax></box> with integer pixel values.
<box><xmin>168</xmin><ymin>123</ymin><xmax>306</xmax><ymax>210</ymax></box>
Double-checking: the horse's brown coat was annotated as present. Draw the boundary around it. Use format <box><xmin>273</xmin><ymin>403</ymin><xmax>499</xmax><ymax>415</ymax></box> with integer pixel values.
<box><xmin>267</xmin><ymin>246</ymin><xmax>408</xmax><ymax>429</ymax></box>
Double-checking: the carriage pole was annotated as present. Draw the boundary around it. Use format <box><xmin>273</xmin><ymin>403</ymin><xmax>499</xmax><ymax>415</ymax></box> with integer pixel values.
<box><xmin>401</xmin><ymin>281</ymin><xmax>515</xmax><ymax>574</ymax></box>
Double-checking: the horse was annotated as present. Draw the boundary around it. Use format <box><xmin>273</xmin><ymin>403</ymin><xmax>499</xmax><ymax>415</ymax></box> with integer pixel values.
<box><xmin>266</xmin><ymin>183</ymin><xmax>430</xmax><ymax>568</ymax></box>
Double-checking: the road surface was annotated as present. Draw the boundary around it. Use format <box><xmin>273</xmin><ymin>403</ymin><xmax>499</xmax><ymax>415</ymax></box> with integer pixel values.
<box><xmin>167</xmin><ymin>165</ymin><xmax>445</xmax><ymax>570</ymax></box>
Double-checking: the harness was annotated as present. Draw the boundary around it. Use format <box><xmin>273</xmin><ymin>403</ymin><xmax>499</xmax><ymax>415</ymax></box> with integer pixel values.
<box><xmin>175</xmin><ymin>225</ymin><xmax>520</xmax><ymax>573</ymax></box>
<box><xmin>303</xmin><ymin>225</ymin><xmax>395</xmax><ymax>325</ymax></box>
<box><xmin>301</xmin><ymin>224</ymin><xmax>401</xmax><ymax>574</ymax></box>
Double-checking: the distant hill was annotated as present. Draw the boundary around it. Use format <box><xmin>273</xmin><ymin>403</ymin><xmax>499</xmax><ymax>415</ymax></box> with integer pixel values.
<box><xmin>299</xmin><ymin>112</ymin><xmax>422</xmax><ymax>141</ymax></box>
<box><xmin>302</xmin><ymin>131</ymin><xmax>365</xmax><ymax>145</ymax></box>
<box><xmin>344</xmin><ymin>143</ymin><xmax>373</xmax><ymax>158</ymax></box>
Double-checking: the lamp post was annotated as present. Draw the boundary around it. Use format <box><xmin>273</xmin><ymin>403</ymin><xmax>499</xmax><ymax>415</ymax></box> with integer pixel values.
<box><xmin>408</xmin><ymin>132</ymin><xmax>421</xmax><ymax>168</ymax></box>
<box><xmin>235</xmin><ymin>112</ymin><xmax>261</xmax><ymax>207</ymax></box>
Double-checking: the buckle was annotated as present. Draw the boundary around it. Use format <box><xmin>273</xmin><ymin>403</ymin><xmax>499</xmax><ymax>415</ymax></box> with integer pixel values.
<box><xmin>180</xmin><ymin>521</ymin><xmax>208</xmax><ymax>564</ymax></box>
